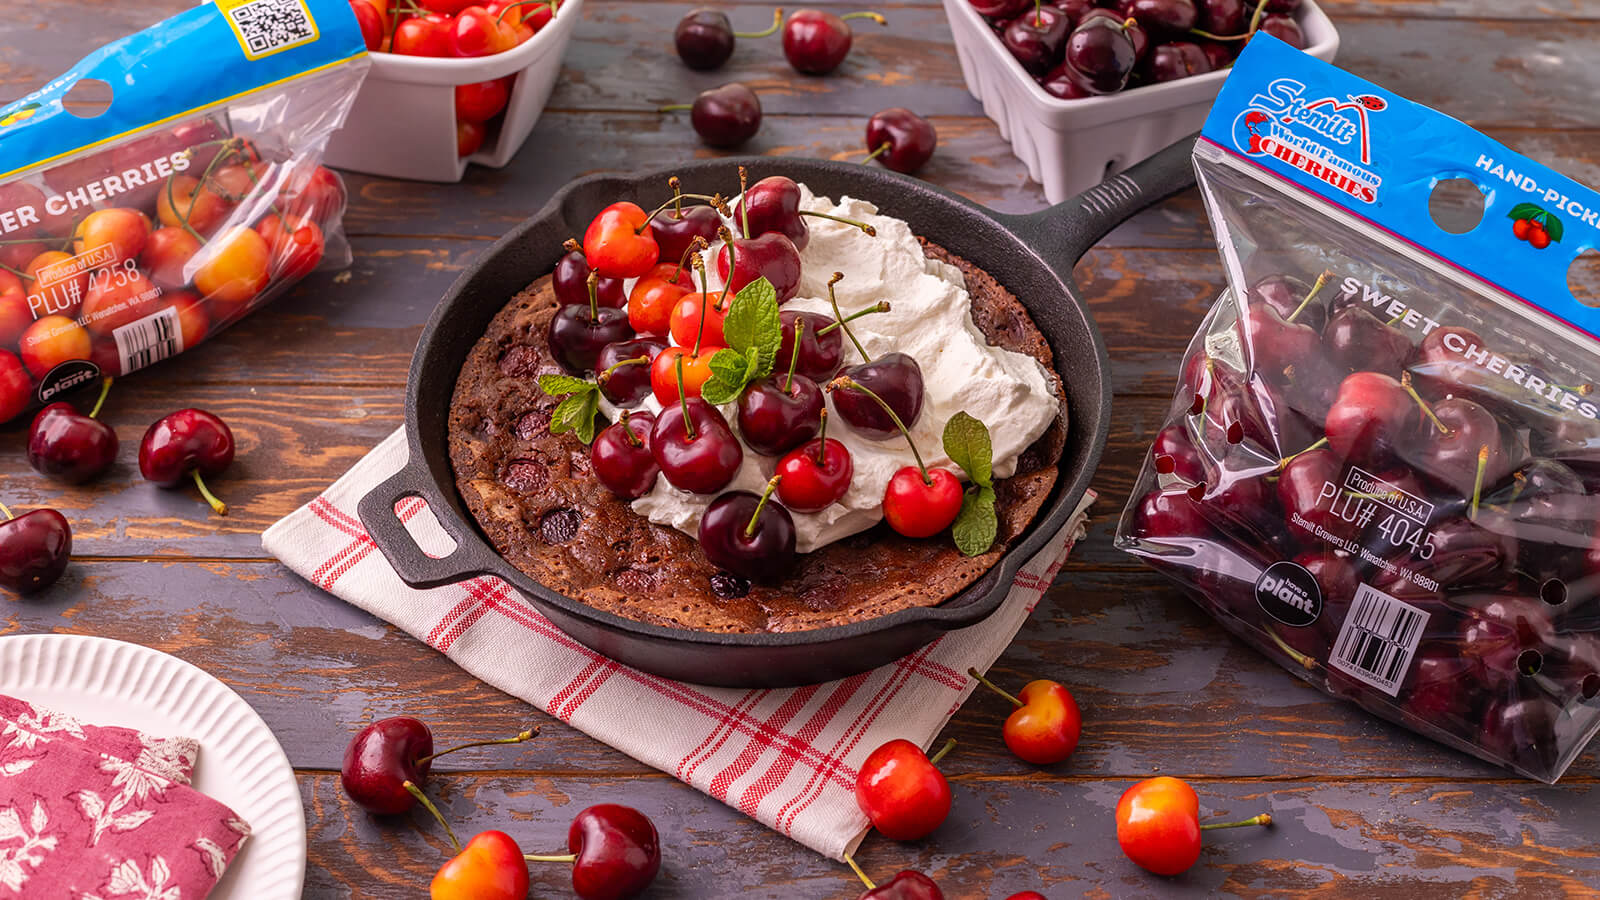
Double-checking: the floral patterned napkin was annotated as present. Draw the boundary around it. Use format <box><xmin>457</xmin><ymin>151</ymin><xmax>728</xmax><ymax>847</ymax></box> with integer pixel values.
<box><xmin>0</xmin><ymin>695</ymin><xmax>250</xmax><ymax>899</ymax></box>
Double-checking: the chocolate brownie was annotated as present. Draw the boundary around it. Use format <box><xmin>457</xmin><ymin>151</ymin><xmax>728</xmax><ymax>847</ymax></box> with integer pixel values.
<box><xmin>446</xmin><ymin>241</ymin><xmax>1069</xmax><ymax>633</ymax></box>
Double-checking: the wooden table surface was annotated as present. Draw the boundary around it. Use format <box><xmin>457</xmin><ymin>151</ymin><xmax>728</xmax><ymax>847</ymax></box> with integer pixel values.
<box><xmin>5</xmin><ymin>1</ymin><xmax>1600</xmax><ymax>897</ymax></box>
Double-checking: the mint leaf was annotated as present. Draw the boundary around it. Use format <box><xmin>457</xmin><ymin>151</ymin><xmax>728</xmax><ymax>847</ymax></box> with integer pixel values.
<box><xmin>541</xmin><ymin>375</ymin><xmax>601</xmax><ymax>443</ymax></box>
<box><xmin>708</xmin><ymin>348</ymin><xmax>749</xmax><ymax>385</ymax></box>
<box><xmin>539</xmin><ymin>374</ymin><xmax>594</xmax><ymax>397</ymax></box>
<box><xmin>721</xmin><ymin>277</ymin><xmax>780</xmax><ymax>381</ymax></box>
<box><xmin>952</xmin><ymin>486</ymin><xmax>998</xmax><ymax>557</ymax></box>
<box><xmin>700</xmin><ymin>376</ymin><xmax>741</xmax><ymax>406</ymax></box>
<box><xmin>743</xmin><ymin>346</ymin><xmax>762</xmax><ymax>383</ymax></box>
<box><xmin>943</xmin><ymin>412</ymin><xmax>993</xmax><ymax>488</ymax></box>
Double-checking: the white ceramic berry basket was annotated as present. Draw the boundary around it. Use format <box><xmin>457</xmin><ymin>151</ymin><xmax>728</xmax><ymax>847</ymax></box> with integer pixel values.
<box><xmin>941</xmin><ymin>0</ymin><xmax>1339</xmax><ymax>202</ymax></box>
<box><xmin>322</xmin><ymin>0</ymin><xmax>584</xmax><ymax>182</ymax></box>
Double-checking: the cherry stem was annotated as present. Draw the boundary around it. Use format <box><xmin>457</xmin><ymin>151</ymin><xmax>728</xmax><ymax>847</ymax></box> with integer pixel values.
<box><xmin>0</xmin><ymin>261</ymin><xmax>25</xmax><ymax>279</ymax></box>
<box><xmin>164</xmin><ymin>172</ymin><xmax>206</xmax><ymax>244</ymax></box>
<box><xmin>1399</xmin><ymin>372</ymin><xmax>1450</xmax><ymax>435</ymax></box>
<box><xmin>746</xmin><ymin>475</ymin><xmax>782</xmax><ymax>538</ymax></box>
<box><xmin>599</xmin><ymin>356</ymin><xmax>650</xmax><ymax>384</ymax></box>
<box><xmin>0</xmin><ymin>502</ymin><xmax>13</xmax><ymax>521</ymax></box>
<box><xmin>1200</xmin><ymin>813</ymin><xmax>1273</xmax><ymax>831</ymax></box>
<box><xmin>192</xmin><ymin>470</ymin><xmax>227</xmax><ymax>516</ymax></box>
<box><xmin>563</xmin><ymin>237</ymin><xmax>582</xmax><ymax>253</ymax></box>
<box><xmin>1386</xmin><ymin>312</ymin><xmax>1404</xmax><ymax>327</ymax></box>
<box><xmin>524</xmin><ymin>853</ymin><xmax>579</xmax><ymax>863</ymax></box>
<box><xmin>87</xmin><ymin>376</ymin><xmax>112</xmax><ymax>419</ymax></box>
<box><xmin>826</xmin><ymin>273</ymin><xmax>871</xmax><ymax>362</ymax></box>
<box><xmin>798</xmin><ymin>209</ymin><xmax>877</xmax><ymax>236</ymax></box>
<box><xmin>669</xmin><ymin>236</ymin><xmax>710</xmax><ymax>285</ymax></box>
<box><xmin>844</xmin><ymin>853</ymin><xmax>875</xmax><ymax>891</ymax></box>
<box><xmin>676</xmin><ymin>354</ymin><xmax>696</xmax><ymax>442</ymax></box>
<box><xmin>784</xmin><ymin>319</ymin><xmax>803</xmax><ymax>393</ymax></box>
<box><xmin>416</xmin><ymin>728</ymin><xmax>537</xmax><ymax>766</ymax></box>
<box><xmin>1277</xmin><ymin>435</ymin><xmax>1328</xmax><ymax>470</ymax></box>
<box><xmin>816</xmin><ymin>301</ymin><xmax>889</xmax><ymax>336</ymax></box>
<box><xmin>841</xmin><ymin>11</ymin><xmax>887</xmax><ymax>25</ymax></box>
<box><xmin>862</xmin><ymin>141</ymin><xmax>892</xmax><ymax>165</ymax></box>
<box><xmin>1470</xmin><ymin>444</ymin><xmax>1488</xmax><ymax>521</ymax></box>
<box><xmin>403</xmin><ymin>781</ymin><xmax>460</xmax><ymax>852</ymax></box>
<box><xmin>692</xmin><ymin>256</ymin><xmax>712</xmax><ymax>355</ymax></box>
<box><xmin>495</xmin><ymin>0</ymin><xmax>554</xmax><ymax>24</ymax></box>
<box><xmin>1033</xmin><ymin>0</ymin><xmax>1042</xmax><ymax>27</ymax></box>
<box><xmin>736</xmin><ymin>167</ymin><xmax>753</xmax><ymax>240</ymax></box>
<box><xmin>659</xmin><ymin>103</ymin><xmax>693</xmax><ymax>112</ymax></box>
<box><xmin>1264</xmin><ymin>626</ymin><xmax>1316</xmax><ymax>670</ymax></box>
<box><xmin>1190</xmin><ymin>27</ymin><xmax>1248</xmax><ymax>40</ymax></box>
<box><xmin>966</xmin><ymin>667</ymin><xmax>1023</xmax><ymax>708</ymax></box>
<box><xmin>733</xmin><ymin>7</ymin><xmax>784</xmax><ymax>37</ymax></box>
<box><xmin>1244</xmin><ymin>0</ymin><xmax>1268</xmax><ymax>34</ymax></box>
<box><xmin>639</xmin><ymin>192</ymin><xmax>725</xmax><ymax>230</ymax></box>
<box><xmin>829</xmin><ymin>376</ymin><xmax>927</xmax><ymax>481</ymax></box>
<box><xmin>814</xmin><ymin>408</ymin><xmax>830</xmax><ymax>465</ymax></box>
<box><xmin>586</xmin><ymin>271</ymin><xmax>599</xmax><ymax>319</ymax></box>
<box><xmin>716</xmin><ymin>226</ymin><xmax>739</xmax><ymax>310</ymax></box>
<box><xmin>619</xmin><ymin>410</ymin><xmax>642</xmax><ymax>448</ymax></box>
<box><xmin>1284</xmin><ymin>270</ymin><xmax>1331</xmax><ymax>324</ymax></box>
<box><xmin>927</xmin><ymin>738</ymin><xmax>956</xmax><ymax>766</ymax></box>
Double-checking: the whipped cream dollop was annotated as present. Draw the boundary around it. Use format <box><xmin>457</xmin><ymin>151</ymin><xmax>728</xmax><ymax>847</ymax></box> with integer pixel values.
<box><xmin>605</xmin><ymin>185</ymin><xmax>1060</xmax><ymax>554</ymax></box>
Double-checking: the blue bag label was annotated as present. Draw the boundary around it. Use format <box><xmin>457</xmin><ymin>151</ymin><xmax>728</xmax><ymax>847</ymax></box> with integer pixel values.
<box><xmin>1201</xmin><ymin>35</ymin><xmax>1600</xmax><ymax>343</ymax></box>
<box><xmin>0</xmin><ymin>0</ymin><xmax>366</xmax><ymax>179</ymax></box>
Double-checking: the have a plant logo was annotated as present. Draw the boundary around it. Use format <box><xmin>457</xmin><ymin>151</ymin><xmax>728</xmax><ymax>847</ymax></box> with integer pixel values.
<box><xmin>1508</xmin><ymin>202</ymin><xmax>1563</xmax><ymax>250</ymax></box>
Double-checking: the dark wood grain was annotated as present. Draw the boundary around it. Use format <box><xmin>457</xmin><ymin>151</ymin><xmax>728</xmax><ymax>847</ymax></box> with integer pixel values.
<box><xmin>5</xmin><ymin>0</ymin><xmax>1600</xmax><ymax>895</ymax></box>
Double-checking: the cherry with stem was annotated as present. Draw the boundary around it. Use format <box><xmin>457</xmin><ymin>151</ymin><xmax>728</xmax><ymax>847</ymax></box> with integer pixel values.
<box><xmin>403</xmin><ymin>780</ymin><xmax>461</xmax><ymax>851</ymax></box>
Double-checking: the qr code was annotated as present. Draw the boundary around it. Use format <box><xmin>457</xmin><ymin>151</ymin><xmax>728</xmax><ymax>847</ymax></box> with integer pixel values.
<box><xmin>226</xmin><ymin>0</ymin><xmax>318</xmax><ymax>58</ymax></box>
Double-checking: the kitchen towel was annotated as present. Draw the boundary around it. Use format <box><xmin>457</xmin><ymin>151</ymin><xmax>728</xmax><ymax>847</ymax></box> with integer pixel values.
<box><xmin>263</xmin><ymin>427</ymin><xmax>1092</xmax><ymax>859</ymax></box>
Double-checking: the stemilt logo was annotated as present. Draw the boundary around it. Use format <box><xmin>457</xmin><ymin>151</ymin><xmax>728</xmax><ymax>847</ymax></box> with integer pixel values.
<box><xmin>1231</xmin><ymin>77</ymin><xmax>1385</xmax><ymax>204</ymax></box>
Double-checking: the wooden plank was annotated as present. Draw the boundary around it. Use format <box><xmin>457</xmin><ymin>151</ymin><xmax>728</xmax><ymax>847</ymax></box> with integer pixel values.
<box><xmin>12</xmin><ymin>561</ymin><xmax>1596</xmax><ymax>780</ymax></box>
<box><xmin>298</xmin><ymin>771</ymin><xmax>1600</xmax><ymax>898</ymax></box>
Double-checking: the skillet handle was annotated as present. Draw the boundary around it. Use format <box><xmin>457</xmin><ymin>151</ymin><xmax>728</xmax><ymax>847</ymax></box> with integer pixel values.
<box><xmin>356</xmin><ymin>457</ymin><xmax>492</xmax><ymax>589</ymax></box>
<box><xmin>1016</xmin><ymin>134</ymin><xmax>1199</xmax><ymax>268</ymax></box>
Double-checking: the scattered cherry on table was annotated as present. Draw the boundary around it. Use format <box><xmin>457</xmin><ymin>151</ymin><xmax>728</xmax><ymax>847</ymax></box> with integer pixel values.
<box><xmin>782</xmin><ymin>9</ymin><xmax>887</xmax><ymax>75</ymax></box>
<box><xmin>968</xmin><ymin>667</ymin><xmax>1082</xmax><ymax>764</ymax></box>
<box><xmin>137</xmin><ymin>408</ymin><xmax>236</xmax><ymax>515</ymax></box>
<box><xmin>661</xmin><ymin>83</ymin><xmax>764</xmax><ymax>148</ymax></box>
<box><xmin>855</xmin><ymin>737</ymin><xmax>955</xmax><ymax>840</ymax></box>
<box><xmin>27</xmin><ymin>377</ymin><xmax>118</xmax><ymax>484</ymax></box>
<box><xmin>431</xmin><ymin>831</ymin><xmax>530</xmax><ymax>900</ymax></box>
<box><xmin>0</xmin><ymin>502</ymin><xmax>71</xmax><ymax>596</ymax></box>
<box><xmin>341</xmin><ymin>716</ymin><xmax>537</xmax><ymax>815</ymax></box>
<box><xmin>674</xmin><ymin>7</ymin><xmax>783</xmax><ymax>70</ymax></box>
<box><xmin>864</xmin><ymin>108</ymin><xmax>937</xmax><ymax>174</ymax></box>
<box><xmin>523</xmin><ymin>804</ymin><xmax>661</xmax><ymax>900</ymax></box>
<box><xmin>1115</xmin><ymin>776</ymin><xmax>1271</xmax><ymax>876</ymax></box>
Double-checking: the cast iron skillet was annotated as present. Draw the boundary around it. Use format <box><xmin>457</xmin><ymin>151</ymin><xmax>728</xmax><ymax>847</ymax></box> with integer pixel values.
<box><xmin>358</xmin><ymin>138</ymin><xmax>1197</xmax><ymax>687</ymax></box>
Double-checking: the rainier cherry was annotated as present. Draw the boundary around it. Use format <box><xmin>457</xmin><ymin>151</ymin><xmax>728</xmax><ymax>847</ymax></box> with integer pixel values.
<box><xmin>854</xmin><ymin>737</ymin><xmax>954</xmax><ymax>840</ymax></box>
<box><xmin>968</xmin><ymin>668</ymin><xmax>1081</xmax><ymax>764</ymax></box>
<box><xmin>584</xmin><ymin>202</ymin><xmax>660</xmax><ymax>279</ymax></box>
<box><xmin>1116</xmin><ymin>776</ymin><xmax>1271</xmax><ymax>876</ymax></box>
<box><xmin>431</xmin><ymin>831</ymin><xmax>528</xmax><ymax>900</ymax></box>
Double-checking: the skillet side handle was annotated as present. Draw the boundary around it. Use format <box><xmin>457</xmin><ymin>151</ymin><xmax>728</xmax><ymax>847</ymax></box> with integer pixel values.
<box><xmin>1019</xmin><ymin>134</ymin><xmax>1200</xmax><ymax>268</ymax></box>
<box><xmin>356</xmin><ymin>461</ymin><xmax>490</xmax><ymax>589</ymax></box>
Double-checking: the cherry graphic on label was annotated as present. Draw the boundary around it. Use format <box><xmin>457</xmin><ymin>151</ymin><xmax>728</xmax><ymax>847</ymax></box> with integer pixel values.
<box><xmin>1507</xmin><ymin>203</ymin><xmax>1561</xmax><ymax>250</ymax></box>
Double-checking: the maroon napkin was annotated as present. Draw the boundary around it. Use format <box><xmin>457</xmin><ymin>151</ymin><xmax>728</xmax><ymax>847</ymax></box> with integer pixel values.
<box><xmin>0</xmin><ymin>695</ymin><xmax>249</xmax><ymax>899</ymax></box>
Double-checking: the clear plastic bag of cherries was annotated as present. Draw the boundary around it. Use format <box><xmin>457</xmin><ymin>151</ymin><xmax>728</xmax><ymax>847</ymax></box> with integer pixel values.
<box><xmin>0</xmin><ymin>0</ymin><xmax>367</xmax><ymax>421</ymax></box>
<box><xmin>1116</xmin><ymin>38</ymin><xmax>1600</xmax><ymax>782</ymax></box>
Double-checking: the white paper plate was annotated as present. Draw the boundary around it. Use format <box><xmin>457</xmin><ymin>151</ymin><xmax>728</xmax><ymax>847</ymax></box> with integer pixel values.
<box><xmin>0</xmin><ymin>634</ymin><xmax>306</xmax><ymax>899</ymax></box>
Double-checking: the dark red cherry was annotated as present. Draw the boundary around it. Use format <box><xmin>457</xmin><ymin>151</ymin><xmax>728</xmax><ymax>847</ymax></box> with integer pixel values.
<box><xmin>684</xmin><ymin>83</ymin><xmax>763</xmax><ymax>148</ymax></box>
<box><xmin>865</xmin><ymin>108</ymin><xmax>937</xmax><ymax>174</ymax></box>
<box><xmin>698</xmin><ymin>478</ymin><xmax>798</xmax><ymax>579</ymax></box>
<box><xmin>831</xmin><ymin>352</ymin><xmax>924</xmax><ymax>441</ymax></box>
<box><xmin>340</xmin><ymin>716</ymin><xmax>434</xmax><ymax>815</ymax></box>
<box><xmin>1133</xmin><ymin>485</ymin><xmax>1210</xmax><ymax>540</ymax></box>
<box><xmin>566</xmin><ymin>804</ymin><xmax>662</xmax><ymax>900</ymax></box>
<box><xmin>553</xmin><ymin>243</ymin><xmax>625</xmax><ymax>308</ymax></box>
<box><xmin>1199</xmin><ymin>40</ymin><xmax>1236</xmax><ymax>70</ymax></box>
<box><xmin>649</xmin><ymin>205</ymin><xmax>723</xmax><ymax>264</ymax></box>
<box><xmin>1258</xmin><ymin>14</ymin><xmax>1306</xmax><ymax>49</ymax></box>
<box><xmin>1063</xmin><ymin>14</ymin><xmax>1137</xmax><ymax>92</ymax></box>
<box><xmin>1050</xmin><ymin>0</ymin><xmax>1094</xmax><ymax>23</ymax></box>
<box><xmin>1400</xmin><ymin>643</ymin><xmax>1482</xmax><ymax>725</ymax></box>
<box><xmin>774</xmin><ymin>310</ymin><xmax>844</xmax><ymax>380</ymax></box>
<box><xmin>858</xmin><ymin>870</ymin><xmax>944</xmax><ymax>900</ymax></box>
<box><xmin>1139</xmin><ymin>40</ymin><xmax>1211</xmax><ymax>82</ymax></box>
<box><xmin>1324</xmin><ymin>306</ymin><xmax>1411</xmax><ymax>376</ymax></box>
<box><xmin>1276</xmin><ymin>448</ymin><xmax>1348</xmax><ymax>545</ymax></box>
<box><xmin>1151</xmin><ymin>422</ymin><xmax>1203</xmax><ymax>482</ymax></box>
<box><xmin>970</xmin><ymin>0</ymin><xmax>1030</xmax><ymax>16</ymax></box>
<box><xmin>1002</xmin><ymin>4</ymin><xmax>1071</xmax><ymax>75</ymax></box>
<box><xmin>1118</xmin><ymin>0</ymin><xmax>1196</xmax><ymax>34</ymax></box>
<box><xmin>716</xmin><ymin>232</ymin><xmax>802</xmax><ymax>303</ymax></box>
<box><xmin>675</xmin><ymin>8</ymin><xmax>738</xmax><ymax>70</ymax></box>
<box><xmin>650</xmin><ymin>397</ymin><xmax>743</xmax><ymax>494</ymax></box>
<box><xmin>783</xmin><ymin>9</ymin><xmax>883</xmax><ymax>75</ymax></box>
<box><xmin>596</xmin><ymin>338</ymin><xmax>667</xmax><ymax>407</ymax></box>
<box><xmin>1250</xmin><ymin>273</ymin><xmax>1324</xmax><ymax>332</ymax></box>
<box><xmin>734</xmin><ymin>175</ymin><xmax>809</xmax><ymax>251</ymax></box>
<box><xmin>592</xmin><ymin>411</ymin><xmax>659</xmax><ymax>499</ymax></box>
<box><xmin>138</xmin><ymin>408</ymin><xmax>234</xmax><ymax>515</ymax></box>
<box><xmin>1237</xmin><ymin>304</ymin><xmax>1319</xmax><ymax>384</ymax></box>
<box><xmin>1480</xmin><ymin>696</ymin><xmax>1561</xmax><ymax>778</ymax></box>
<box><xmin>1041</xmin><ymin>61</ymin><xmax>1095</xmax><ymax>98</ymax></box>
<box><xmin>736</xmin><ymin>373</ymin><xmax>823</xmax><ymax>456</ymax></box>
<box><xmin>549</xmin><ymin>305</ymin><xmax>634</xmax><ymax>374</ymax></box>
<box><xmin>1324</xmin><ymin>372</ymin><xmax>1418</xmax><ymax>464</ymax></box>
<box><xmin>27</xmin><ymin>396</ymin><xmax>118</xmax><ymax>484</ymax></box>
<box><xmin>1197</xmin><ymin>0</ymin><xmax>1244</xmax><ymax>34</ymax></box>
<box><xmin>0</xmin><ymin>506</ymin><xmax>71</xmax><ymax>595</ymax></box>
<box><xmin>1404</xmin><ymin>397</ymin><xmax>1509</xmax><ymax>498</ymax></box>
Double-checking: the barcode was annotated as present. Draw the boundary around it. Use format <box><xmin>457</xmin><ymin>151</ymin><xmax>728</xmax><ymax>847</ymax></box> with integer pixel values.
<box><xmin>1329</xmin><ymin>583</ymin><xmax>1429</xmax><ymax>696</ymax></box>
<box><xmin>112</xmin><ymin>307</ymin><xmax>184</xmax><ymax>375</ymax></box>
<box><xmin>224</xmin><ymin>0</ymin><xmax>318</xmax><ymax>58</ymax></box>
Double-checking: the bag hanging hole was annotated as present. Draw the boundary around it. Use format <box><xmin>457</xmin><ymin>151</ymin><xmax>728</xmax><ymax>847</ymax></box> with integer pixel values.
<box><xmin>62</xmin><ymin>78</ymin><xmax>112</xmax><ymax>119</ymax></box>
<box><xmin>1427</xmin><ymin>177</ymin><xmax>1486</xmax><ymax>235</ymax></box>
<box><xmin>1568</xmin><ymin>248</ymin><xmax>1600</xmax><ymax>309</ymax></box>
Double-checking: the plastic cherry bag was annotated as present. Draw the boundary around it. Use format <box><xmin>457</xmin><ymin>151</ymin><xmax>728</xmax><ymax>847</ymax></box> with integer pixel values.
<box><xmin>1116</xmin><ymin>36</ymin><xmax>1600</xmax><ymax>782</ymax></box>
<box><xmin>0</xmin><ymin>0</ymin><xmax>368</xmax><ymax>418</ymax></box>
